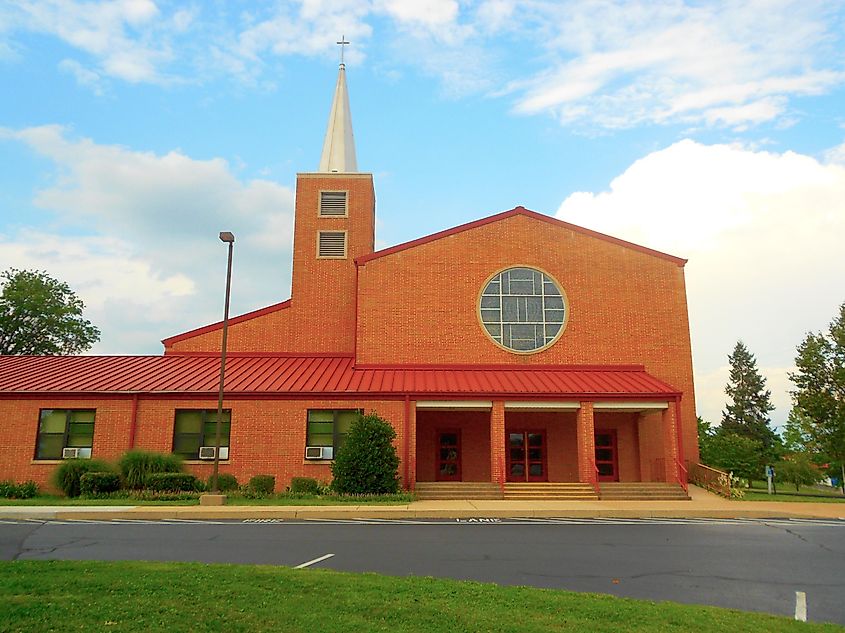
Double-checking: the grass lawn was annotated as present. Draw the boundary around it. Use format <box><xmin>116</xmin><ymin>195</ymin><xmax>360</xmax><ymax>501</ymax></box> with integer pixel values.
<box><xmin>0</xmin><ymin>494</ymin><xmax>414</xmax><ymax>507</ymax></box>
<box><xmin>0</xmin><ymin>560</ymin><xmax>840</xmax><ymax>633</ymax></box>
<box><xmin>740</xmin><ymin>482</ymin><xmax>845</xmax><ymax>503</ymax></box>
<box><xmin>0</xmin><ymin>496</ymin><xmax>198</xmax><ymax>506</ymax></box>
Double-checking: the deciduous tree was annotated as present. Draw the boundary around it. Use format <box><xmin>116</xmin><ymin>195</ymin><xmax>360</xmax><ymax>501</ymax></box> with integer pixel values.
<box><xmin>0</xmin><ymin>269</ymin><xmax>100</xmax><ymax>355</ymax></box>
<box><xmin>775</xmin><ymin>453</ymin><xmax>822</xmax><ymax>492</ymax></box>
<box><xmin>790</xmin><ymin>302</ymin><xmax>845</xmax><ymax>493</ymax></box>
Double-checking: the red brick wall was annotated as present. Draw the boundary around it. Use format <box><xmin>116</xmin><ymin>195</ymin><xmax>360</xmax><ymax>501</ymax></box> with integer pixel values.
<box><xmin>415</xmin><ymin>410</ymin><xmax>491</xmax><ymax>482</ymax></box>
<box><xmin>637</xmin><ymin>410</ymin><xmax>667</xmax><ymax>481</ymax></box>
<box><xmin>166</xmin><ymin>173</ymin><xmax>374</xmax><ymax>355</ymax></box>
<box><xmin>0</xmin><ymin>397</ymin><xmax>408</xmax><ymax>492</ymax></box>
<box><xmin>0</xmin><ymin>398</ymin><xmax>135</xmax><ymax>490</ymax></box>
<box><xmin>356</xmin><ymin>213</ymin><xmax>698</xmax><ymax>462</ymax></box>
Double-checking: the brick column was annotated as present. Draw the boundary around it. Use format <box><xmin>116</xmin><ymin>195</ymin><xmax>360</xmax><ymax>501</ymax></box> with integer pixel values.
<box><xmin>576</xmin><ymin>402</ymin><xmax>596</xmax><ymax>484</ymax></box>
<box><xmin>662</xmin><ymin>405</ymin><xmax>680</xmax><ymax>483</ymax></box>
<box><xmin>407</xmin><ymin>400</ymin><xmax>417</xmax><ymax>491</ymax></box>
<box><xmin>490</xmin><ymin>401</ymin><xmax>506</xmax><ymax>487</ymax></box>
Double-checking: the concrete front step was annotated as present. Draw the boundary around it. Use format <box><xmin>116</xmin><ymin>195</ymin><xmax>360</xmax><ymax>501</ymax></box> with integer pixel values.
<box><xmin>504</xmin><ymin>483</ymin><xmax>598</xmax><ymax>501</ymax></box>
<box><xmin>415</xmin><ymin>483</ymin><xmax>503</xmax><ymax>500</ymax></box>
<box><xmin>599</xmin><ymin>483</ymin><xmax>690</xmax><ymax>501</ymax></box>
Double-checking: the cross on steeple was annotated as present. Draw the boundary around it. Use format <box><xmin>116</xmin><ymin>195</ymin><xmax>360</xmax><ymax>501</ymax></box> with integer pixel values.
<box><xmin>337</xmin><ymin>35</ymin><xmax>350</xmax><ymax>66</ymax></box>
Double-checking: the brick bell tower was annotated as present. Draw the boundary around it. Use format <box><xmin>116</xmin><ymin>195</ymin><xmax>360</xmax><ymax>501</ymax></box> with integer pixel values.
<box><xmin>289</xmin><ymin>61</ymin><xmax>375</xmax><ymax>354</ymax></box>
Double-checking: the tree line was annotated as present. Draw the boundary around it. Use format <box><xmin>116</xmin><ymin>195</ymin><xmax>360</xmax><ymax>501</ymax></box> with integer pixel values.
<box><xmin>699</xmin><ymin>303</ymin><xmax>845</xmax><ymax>494</ymax></box>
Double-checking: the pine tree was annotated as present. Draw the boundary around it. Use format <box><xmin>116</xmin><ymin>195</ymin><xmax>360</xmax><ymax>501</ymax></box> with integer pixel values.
<box><xmin>721</xmin><ymin>341</ymin><xmax>778</xmax><ymax>461</ymax></box>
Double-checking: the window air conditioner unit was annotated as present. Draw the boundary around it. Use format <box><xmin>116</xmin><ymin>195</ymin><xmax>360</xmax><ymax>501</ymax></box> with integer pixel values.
<box><xmin>198</xmin><ymin>446</ymin><xmax>229</xmax><ymax>460</ymax></box>
<box><xmin>62</xmin><ymin>447</ymin><xmax>91</xmax><ymax>459</ymax></box>
<box><xmin>305</xmin><ymin>446</ymin><xmax>333</xmax><ymax>460</ymax></box>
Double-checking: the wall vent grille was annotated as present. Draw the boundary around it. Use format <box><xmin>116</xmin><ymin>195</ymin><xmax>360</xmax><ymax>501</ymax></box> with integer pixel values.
<box><xmin>318</xmin><ymin>231</ymin><xmax>347</xmax><ymax>258</ymax></box>
<box><xmin>319</xmin><ymin>191</ymin><xmax>347</xmax><ymax>216</ymax></box>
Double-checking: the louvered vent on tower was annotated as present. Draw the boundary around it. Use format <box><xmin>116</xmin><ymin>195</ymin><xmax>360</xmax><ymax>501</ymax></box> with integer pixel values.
<box><xmin>318</xmin><ymin>231</ymin><xmax>347</xmax><ymax>258</ymax></box>
<box><xmin>319</xmin><ymin>191</ymin><xmax>348</xmax><ymax>216</ymax></box>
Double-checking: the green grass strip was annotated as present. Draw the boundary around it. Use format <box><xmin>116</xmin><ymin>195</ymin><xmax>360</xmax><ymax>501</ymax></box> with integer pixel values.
<box><xmin>0</xmin><ymin>560</ymin><xmax>840</xmax><ymax>632</ymax></box>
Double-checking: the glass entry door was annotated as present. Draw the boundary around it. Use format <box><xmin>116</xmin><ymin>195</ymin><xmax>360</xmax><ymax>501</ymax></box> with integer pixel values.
<box><xmin>436</xmin><ymin>430</ymin><xmax>461</xmax><ymax>481</ymax></box>
<box><xmin>595</xmin><ymin>430</ymin><xmax>619</xmax><ymax>482</ymax></box>
<box><xmin>506</xmin><ymin>431</ymin><xmax>547</xmax><ymax>482</ymax></box>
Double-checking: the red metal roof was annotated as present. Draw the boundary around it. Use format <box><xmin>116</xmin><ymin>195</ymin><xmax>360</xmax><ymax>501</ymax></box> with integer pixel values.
<box><xmin>0</xmin><ymin>355</ymin><xmax>680</xmax><ymax>399</ymax></box>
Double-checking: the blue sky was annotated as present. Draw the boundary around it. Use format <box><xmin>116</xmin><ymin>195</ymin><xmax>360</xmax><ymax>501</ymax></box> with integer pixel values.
<box><xmin>2</xmin><ymin>0</ymin><xmax>845</xmax><ymax>428</ymax></box>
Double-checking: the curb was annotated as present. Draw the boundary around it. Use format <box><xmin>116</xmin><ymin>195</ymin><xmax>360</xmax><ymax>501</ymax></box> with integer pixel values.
<box><xmin>0</xmin><ymin>506</ymin><xmax>842</xmax><ymax>521</ymax></box>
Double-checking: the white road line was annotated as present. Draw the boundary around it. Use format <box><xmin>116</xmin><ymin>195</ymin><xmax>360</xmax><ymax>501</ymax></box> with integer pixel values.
<box><xmin>795</xmin><ymin>591</ymin><xmax>807</xmax><ymax>622</ymax></box>
<box><xmin>294</xmin><ymin>553</ymin><xmax>335</xmax><ymax>569</ymax></box>
<box><xmin>160</xmin><ymin>519</ymin><xmax>231</xmax><ymax>524</ymax></box>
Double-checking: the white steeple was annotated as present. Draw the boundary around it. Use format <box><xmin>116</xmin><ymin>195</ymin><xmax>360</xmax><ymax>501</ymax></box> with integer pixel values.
<box><xmin>318</xmin><ymin>62</ymin><xmax>358</xmax><ymax>173</ymax></box>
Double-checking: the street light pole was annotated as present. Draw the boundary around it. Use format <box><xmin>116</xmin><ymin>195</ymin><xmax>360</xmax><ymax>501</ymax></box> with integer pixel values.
<box><xmin>211</xmin><ymin>231</ymin><xmax>235</xmax><ymax>495</ymax></box>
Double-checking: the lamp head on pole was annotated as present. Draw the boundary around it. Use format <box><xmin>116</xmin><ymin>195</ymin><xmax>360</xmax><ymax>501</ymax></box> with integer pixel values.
<box><xmin>219</xmin><ymin>231</ymin><xmax>235</xmax><ymax>243</ymax></box>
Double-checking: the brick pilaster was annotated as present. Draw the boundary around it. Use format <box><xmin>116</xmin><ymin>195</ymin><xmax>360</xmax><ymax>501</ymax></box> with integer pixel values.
<box><xmin>576</xmin><ymin>402</ymin><xmax>596</xmax><ymax>484</ymax></box>
<box><xmin>662</xmin><ymin>405</ymin><xmax>680</xmax><ymax>482</ymax></box>
<box><xmin>407</xmin><ymin>400</ymin><xmax>417</xmax><ymax>490</ymax></box>
<box><xmin>490</xmin><ymin>401</ymin><xmax>506</xmax><ymax>486</ymax></box>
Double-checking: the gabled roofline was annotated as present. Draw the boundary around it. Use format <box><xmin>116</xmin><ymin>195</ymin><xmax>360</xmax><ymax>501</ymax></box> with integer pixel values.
<box><xmin>161</xmin><ymin>299</ymin><xmax>292</xmax><ymax>346</ymax></box>
<box><xmin>355</xmin><ymin>206</ymin><xmax>687</xmax><ymax>267</ymax></box>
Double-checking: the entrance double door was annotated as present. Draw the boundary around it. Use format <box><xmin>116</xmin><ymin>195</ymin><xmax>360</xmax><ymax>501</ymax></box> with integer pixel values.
<box><xmin>595</xmin><ymin>430</ymin><xmax>619</xmax><ymax>482</ymax></box>
<box><xmin>506</xmin><ymin>431</ymin><xmax>547</xmax><ymax>482</ymax></box>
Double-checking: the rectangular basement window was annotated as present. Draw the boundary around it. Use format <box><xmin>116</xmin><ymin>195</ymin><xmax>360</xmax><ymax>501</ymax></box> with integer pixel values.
<box><xmin>317</xmin><ymin>231</ymin><xmax>347</xmax><ymax>258</ymax></box>
<box><xmin>319</xmin><ymin>190</ymin><xmax>348</xmax><ymax>217</ymax></box>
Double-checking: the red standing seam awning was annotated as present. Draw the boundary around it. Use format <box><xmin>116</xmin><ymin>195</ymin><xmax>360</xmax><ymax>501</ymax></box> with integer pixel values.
<box><xmin>0</xmin><ymin>355</ymin><xmax>681</xmax><ymax>399</ymax></box>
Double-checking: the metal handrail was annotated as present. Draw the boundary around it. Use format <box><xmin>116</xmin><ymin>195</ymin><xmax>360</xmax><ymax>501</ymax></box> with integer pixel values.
<box><xmin>675</xmin><ymin>458</ymin><xmax>689</xmax><ymax>493</ymax></box>
<box><xmin>688</xmin><ymin>462</ymin><xmax>730</xmax><ymax>498</ymax></box>
<box><xmin>591</xmin><ymin>461</ymin><xmax>601</xmax><ymax>496</ymax></box>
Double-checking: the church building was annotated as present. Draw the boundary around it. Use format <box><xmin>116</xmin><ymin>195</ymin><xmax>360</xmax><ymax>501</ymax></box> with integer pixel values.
<box><xmin>0</xmin><ymin>63</ymin><xmax>698</xmax><ymax>500</ymax></box>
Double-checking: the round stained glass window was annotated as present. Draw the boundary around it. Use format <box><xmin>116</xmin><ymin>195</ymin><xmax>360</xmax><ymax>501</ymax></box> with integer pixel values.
<box><xmin>478</xmin><ymin>267</ymin><xmax>567</xmax><ymax>353</ymax></box>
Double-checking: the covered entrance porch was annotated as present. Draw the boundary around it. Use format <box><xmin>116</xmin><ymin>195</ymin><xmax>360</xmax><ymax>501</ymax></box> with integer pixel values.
<box><xmin>412</xmin><ymin>398</ymin><xmax>689</xmax><ymax>501</ymax></box>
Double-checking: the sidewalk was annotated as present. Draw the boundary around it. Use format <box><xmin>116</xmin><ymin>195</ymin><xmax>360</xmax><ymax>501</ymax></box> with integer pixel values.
<box><xmin>1</xmin><ymin>486</ymin><xmax>843</xmax><ymax>521</ymax></box>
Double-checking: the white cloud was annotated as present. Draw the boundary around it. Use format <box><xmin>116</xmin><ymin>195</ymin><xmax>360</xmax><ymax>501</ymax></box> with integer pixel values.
<box><xmin>58</xmin><ymin>58</ymin><xmax>105</xmax><ymax>94</ymax></box>
<box><xmin>508</xmin><ymin>0</ymin><xmax>845</xmax><ymax>129</ymax></box>
<box><xmin>556</xmin><ymin>140</ymin><xmax>845</xmax><ymax>426</ymax></box>
<box><xmin>824</xmin><ymin>140</ymin><xmax>845</xmax><ymax>165</ymax></box>
<box><xmin>1</xmin><ymin>1</ymin><xmax>842</xmax><ymax>128</ymax></box>
<box><xmin>1</xmin><ymin>125</ymin><xmax>296</xmax><ymax>353</ymax></box>
<box><xmin>4</xmin><ymin>0</ymin><xmax>176</xmax><ymax>84</ymax></box>
<box><xmin>377</xmin><ymin>0</ymin><xmax>459</xmax><ymax>28</ymax></box>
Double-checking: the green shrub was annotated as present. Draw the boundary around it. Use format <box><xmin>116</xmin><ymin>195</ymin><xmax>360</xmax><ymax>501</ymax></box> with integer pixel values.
<box><xmin>0</xmin><ymin>480</ymin><xmax>39</xmax><ymax>499</ymax></box>
<box><xmin>80</xmin><ymin>472</ymin><xmax>121</xmax><ymax>497</ymax></box>
<box><xmin>53</xmin><ymin>459</ymin><xmax>113</xmax><ymax>498</ymax></box>
<box><xmin>289</xmin><ymin>477</ymin><xmax>319</xmax><ymax>495</ymax></box>
<box><xmin>145</xmin><ymin>472</ymin><xmax>199</xmax><ymax>492</ymax></box>
<box><xmin>119</xmin><ymin>450</ymin><xmax>183</xmax><ymax>489</ymax></box>
<box><xmin>206</xmin><ymin>472</ymin><xmax>238</xmax><ymax>492</ymax></box>
<box><xmin>331</xmin><ymin>412</ymin><xmax>400</xmax><ymax>495</ymax></box>
<box><xmin>249</xmin><ymin>475</ymin><xmax>276</xmax><ymax>495</ymax></box>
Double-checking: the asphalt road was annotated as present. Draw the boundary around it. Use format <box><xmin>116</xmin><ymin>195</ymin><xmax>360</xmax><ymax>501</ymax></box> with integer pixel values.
<box><xmin>1</xmin><ymin>517</ymin><xmax>843</xmax><ymax>625</ymax></box>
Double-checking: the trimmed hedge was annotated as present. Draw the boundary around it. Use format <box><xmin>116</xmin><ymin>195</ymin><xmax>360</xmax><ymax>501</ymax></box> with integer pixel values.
<box><xmin>249</xmin><ymin>475</ymin><xmax>276</xmax><ymax>495</ymax></box>
<box><xmin>0</xmin><ymin>480</ymin><xmax>38</xmax><ymax>499</ymax></box>
<box><xmin>206</xmin><ymin>473</ymin><xmax>238</xmax><ymax>492</ymax></box>
<box><xmin>119</xmin><ymin>450</ymin><xmax>183</xmax><ymax>489</ymax></box>
<box><xmin>146</xmin><ymin>473</ymin><xmax>199</xmax><ymax>493</ymax></box>
<box><xmin>80</xmin><ymin>472</ymin><xmax>121</xmax><ymax>496</ymax></box>
<box><xmin>289</xmin><ymin>477</ymin><xmax>319</xmax><ymax>495</ymax></box>
<box><xmin>53</xmin><ymin>459</ymin><xmax>114</xmax><ymax>498</ymax></box>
